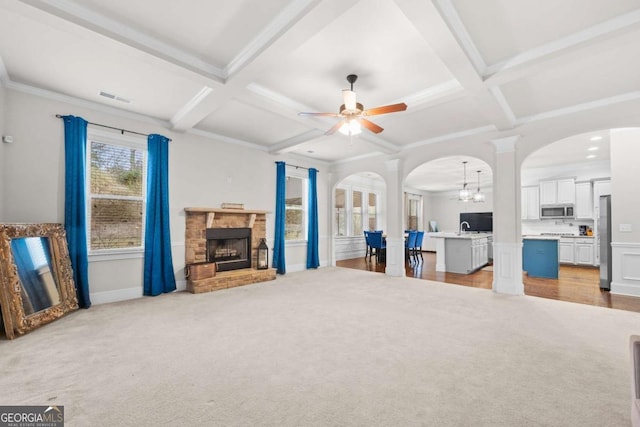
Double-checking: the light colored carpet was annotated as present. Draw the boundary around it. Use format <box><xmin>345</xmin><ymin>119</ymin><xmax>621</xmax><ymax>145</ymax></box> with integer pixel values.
<box><xmin>1</xmin><ymin>267</ymin><xmax>638</xmax><ymax>426</ymax></box>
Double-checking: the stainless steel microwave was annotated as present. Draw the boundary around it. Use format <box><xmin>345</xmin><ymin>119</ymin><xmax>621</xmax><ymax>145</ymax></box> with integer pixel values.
<box><xmin>540</xmin><ymin>205</ymin><xmax>574</xmax><ymax>219</ymax></box>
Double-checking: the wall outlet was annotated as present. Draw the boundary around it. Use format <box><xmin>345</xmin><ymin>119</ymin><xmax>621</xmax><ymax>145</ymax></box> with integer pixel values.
<box><xmin>619</xmin><ymin>224</ymin><xmax>632</xmax><ymax>232</ymax></box>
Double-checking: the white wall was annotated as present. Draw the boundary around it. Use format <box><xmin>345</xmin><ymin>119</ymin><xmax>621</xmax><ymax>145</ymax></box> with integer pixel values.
<box><xmin>2</xmin><ymin>89</ymin><xmax>330</xmax><ymax>303</ymax></box>
<box><xmin>425</xmin><ymin>190</ymin><xmax>495</xmax><ymax>233</ymax></box>
<box><xmin>609</xmin><ymin>128</ymin><xmax>640</xmax><ymax>297</ymax></box>
<box><xmin>0</xmin><ymin>83</ymin><xmax>5</xmax><ymax>218</ymax></box>
<box><xmin>611</xmin><ymin>128</ymin><xmax>640</xmax><ymax>243</ymax></box>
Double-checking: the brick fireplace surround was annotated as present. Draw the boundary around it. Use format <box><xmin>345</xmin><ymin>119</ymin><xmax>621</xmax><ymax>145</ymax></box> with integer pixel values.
<box><xmin>184</xmin><ymin>207</ymin><xmax>276</xmax><ymax>293</ymax></box>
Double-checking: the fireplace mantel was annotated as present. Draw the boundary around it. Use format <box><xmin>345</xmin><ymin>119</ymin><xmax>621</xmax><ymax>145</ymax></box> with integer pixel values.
<box><xmin>184</xmin><ymin>207</ymin><xmax>275</xmax><ymax>293</ymax></box>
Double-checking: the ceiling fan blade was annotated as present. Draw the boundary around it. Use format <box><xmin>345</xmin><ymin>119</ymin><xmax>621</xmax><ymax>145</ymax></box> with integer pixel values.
<box><xmin>298</xmin><ymin>112</ymin><xmax>341</xmax><ymax>117</ymax></box>
<box><xmin>360</xmin><ymin>118</ymin><xmax>384</xmax><ymax>134</ymax></box>
<box><xmin>325</xmin><ymin>120</ymin><xmax>345</xmax><ymax>135</ymax></box>
<box><xmin>363</xmin><ymin>102</ymin><xmax>407</xmax><ymax>116</ymax></box>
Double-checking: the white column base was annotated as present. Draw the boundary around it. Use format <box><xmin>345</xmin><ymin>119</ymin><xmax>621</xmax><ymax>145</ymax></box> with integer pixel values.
<box><xmin>385</xmin><ymin>236</ymin><xmax>406</xmax><ymax>277</ymax></box>
<box><xmin>492</xmin><ymin>242</ymin><xmax>524</xmax><ymax>295</ymax></box>
<box><xmin>611</xmin><ymin>242</ymin><xmax>640</xmax><ymax>297</ymax></box>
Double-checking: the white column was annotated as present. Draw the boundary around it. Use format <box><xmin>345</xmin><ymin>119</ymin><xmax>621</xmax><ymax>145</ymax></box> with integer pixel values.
<box><xmin>385</xmin><ymin>159</ymin><xmax>405</xmax><ymax>277</ymax></box>
<box><xmin>491</xmin><ymin>136</ymin><xmax>524</xmax><ymax>295</ymax></box>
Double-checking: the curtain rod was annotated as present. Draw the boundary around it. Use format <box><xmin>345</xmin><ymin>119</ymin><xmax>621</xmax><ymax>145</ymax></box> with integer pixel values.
<box><xmin>275</xmin><ymin>162</ymin><xmax>319</xmax><ymax>173</ymax></box>
<box><xmin>56</xmin><ymin>114</ymin><xmax>172</xmax><ymax>142</ymax></box>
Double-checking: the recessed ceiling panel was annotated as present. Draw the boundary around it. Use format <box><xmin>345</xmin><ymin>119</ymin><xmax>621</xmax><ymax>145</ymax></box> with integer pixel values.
<box><xmin>451</xmin><ymin>0</ymin><xmax>640</xmax><ymax>65</ymax></box>
<box><xmin>387</xmin><ymin>97</ymin><xmax>492</xmax><ymax>145</ymax></box>
<box><xmin>500</xmin><ymin>29</ymin><xmax>640</xmax><ymax>118</ymax></box>
<box><xmin>255</xmin><ymin>0</ymin><xmax>454</xmax><ymax>115</ymax></box>
<box><xmin>287</xmin><ymin>134</ymin><xmax>382</xmax><ymax>163</ymax></box>
<box><xmin>0</xmin><ymin>6</ymin><xmax>203</xmax><ymax>120</ymax></box>
<box><xmin>196</xmin><ymin>99</ymin><xmax>311</xmax><ymax>146</ymax></box>
<box><xmin>73</xmin><ymin>0</ymin><xmax>292</xmax><ymax>68</ymax></box>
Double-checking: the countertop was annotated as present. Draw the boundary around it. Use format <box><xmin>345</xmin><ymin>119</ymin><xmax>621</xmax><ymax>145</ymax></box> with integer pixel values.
<box><xmin>522</xmin><ymin>235</ymin><xmax>594</xmax><ymax>240</ymax></box>
<box><xmin>428</xmin><ymin>232</ymin><xmax>492</xmax><ymax>240</ymax></box>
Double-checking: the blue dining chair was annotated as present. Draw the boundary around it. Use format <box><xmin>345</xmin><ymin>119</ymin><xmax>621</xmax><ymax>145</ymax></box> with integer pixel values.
<box><xmin>368</xmin><ymin>231</ymin><xmax>386</xmax><ymax>263</ymax></box>
<box><xmin>405</xmin><ymin>230</ymin><xmax>418</xmax><ymax>262</ymax></box>
<box><xmin>414</xmin><ymin>231</ymin><xmax>425</xmax><ymax>261</ymax></box>
<box><xmin>363</xmin><ymin>231</ymin><xmax>371</xmax><ymax>260</ymax></box>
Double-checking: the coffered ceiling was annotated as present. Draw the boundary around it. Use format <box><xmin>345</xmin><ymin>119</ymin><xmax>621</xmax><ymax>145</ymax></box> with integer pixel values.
<box><xmin>1</xmin><ymin>0</ymin><xmax>639</xmax><ymax>170</ymax></box>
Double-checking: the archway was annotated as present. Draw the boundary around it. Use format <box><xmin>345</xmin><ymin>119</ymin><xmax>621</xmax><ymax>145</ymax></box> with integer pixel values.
<box><xmin>332</xmin><ymin>172</ymin><xmax>387</xmax><ymax>270</ymax></box>
<box><xmin>403</xmin><ymin>155</ymin><xmax>494</xmax><ymax>286</ymax></box>
<box><xmin>520</xmin><ymin>129</ymin><xmax>612</xmax><ymax>304</ymax></box>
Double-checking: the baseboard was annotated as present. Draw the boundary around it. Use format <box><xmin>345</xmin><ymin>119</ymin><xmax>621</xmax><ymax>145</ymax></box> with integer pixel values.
<box><xmin>611</xmin><ymin>282</ymin><xmax>640</xmax><ymax>297</ymax></box>
<box><xmin>91</xmin><ymin>279</ymin><xmax>188</xmax><ymax>305</ymax></box>
<box><xmin>90</xmin><ymin>287</ymin><xmax>142</xmax><ymax>305</ymax></box>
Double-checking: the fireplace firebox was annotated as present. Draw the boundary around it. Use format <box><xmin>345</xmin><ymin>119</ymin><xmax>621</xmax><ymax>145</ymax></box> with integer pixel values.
<box><xmin>206</xmin><ymin>228</ymin><xmax>251</xmax><ymax>272</ymax></box>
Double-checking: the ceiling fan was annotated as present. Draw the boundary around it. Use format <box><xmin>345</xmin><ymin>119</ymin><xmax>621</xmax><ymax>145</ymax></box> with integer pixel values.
<box><xmin>298</xmin><ymin>74</ymin><xmax>407</xmax><ymax>136</ymax></box>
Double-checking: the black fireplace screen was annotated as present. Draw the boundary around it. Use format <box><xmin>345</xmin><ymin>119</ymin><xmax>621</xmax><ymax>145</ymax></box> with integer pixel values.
<box><xmin>206</xmin><ymin>228</ymin><xmax>251</xmax><ymax>271</ymax></box>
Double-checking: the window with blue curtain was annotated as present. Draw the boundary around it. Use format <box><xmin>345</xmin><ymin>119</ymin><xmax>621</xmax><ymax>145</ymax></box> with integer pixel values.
<box><xmin>144</xmin><ymin>134</ymin><xmax>176</xmax><ymax>296</ymax></box>
<box><xmin>273</xmin><ymin>162</ymin><xmax>286</xmax><ymax>274</ymax></box>
<box><xmin>306</xmin><ymin>168</ymin><xmax>319</xmax><ymax>268</ymax></box>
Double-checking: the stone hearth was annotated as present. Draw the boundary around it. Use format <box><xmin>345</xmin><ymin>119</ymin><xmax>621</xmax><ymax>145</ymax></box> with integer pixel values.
<box><xmin>184</xmin><ymin>207</ymin><xmax>276</xmax><ymax>293</ymax></box>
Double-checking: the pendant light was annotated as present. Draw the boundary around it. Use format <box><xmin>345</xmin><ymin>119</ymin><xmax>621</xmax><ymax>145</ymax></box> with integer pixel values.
<box><xmin>473</xmin><ymin>170</ymin><xmax>485</xmax><ymax>203</ymax></box>
<box><xmin>458</xmin><ymin>161</ymin><xmax>472</xmax><ymax>202</ymax></box>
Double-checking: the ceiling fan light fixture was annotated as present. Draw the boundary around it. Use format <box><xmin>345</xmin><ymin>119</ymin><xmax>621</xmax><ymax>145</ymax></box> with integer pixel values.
<box><xmin>342</xmin><ymin>90</ymin><xmax>357</xmax><ymax>111</ymax></box>
<box><xmin>339</xmin><ymin>119</ymin><xmax>362</xmax><ymax>136</ymax></box>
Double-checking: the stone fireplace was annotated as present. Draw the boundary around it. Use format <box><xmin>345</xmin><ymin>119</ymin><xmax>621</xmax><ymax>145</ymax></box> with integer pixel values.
<box><xmin>184</xmin><ymin>207</ymin><xmax>276</xmax><ymax>293</ymax></box>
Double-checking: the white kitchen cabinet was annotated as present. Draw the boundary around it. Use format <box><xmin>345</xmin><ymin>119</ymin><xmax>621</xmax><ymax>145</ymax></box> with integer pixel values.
<box><xmin>445</xmin><ymin>237</ymin><xmax>488</xmax><ymax>274</ymax></box>
<box><xmin>539</xmin><ymin>181</ymin><xmax>557</xmax><ymax>205</ymax></box>
<box><xmin>575</xmin><ymin>182</ymin><xmax>593</xmax><ymax>219</ymax></box>
<box><xmin>557</xmin><ymin>179</ymin><xmax>576</xmax><ymax>204</ymax></box>
<box><xmin>559</xmin><ymin>238</ymin><xmax>575</xmax><ymax>264</ymax></box>
<box><xmin>521</xmin><ymin>186</ymin><xmax>540</xmax><ymax>220</ymax></box>
<box><xmin>574</xmin><ymin>238</ymin><xmax>594</xmax><ymax>265</ymax></box>
<box><xmin>540</xmin><ymin>178</ymin><xmax>575</xmax><ymax>205</ymax></box>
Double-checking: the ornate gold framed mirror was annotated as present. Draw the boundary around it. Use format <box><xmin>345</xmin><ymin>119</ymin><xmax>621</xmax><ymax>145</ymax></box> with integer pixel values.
<box><xmin>0</xmin><ymin>223</ymin><xmax>79</xmax><ymax>339</ymax></box>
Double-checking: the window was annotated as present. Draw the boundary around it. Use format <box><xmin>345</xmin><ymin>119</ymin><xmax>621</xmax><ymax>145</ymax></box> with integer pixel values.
<box><xmin>406</xmin><ymin>193</ymin><xmax>422</xmax><ymax>230</ymax></box>
<box><xmin>285</xmin><ymin>175</ymin><xmax>306</xmax><ymax>240</ymax></box>
<box><xmin>352</xmin><ymin>190</ymin><xmax>363</xmax><ymax>235</ymax></box>
<box><xmin>334</xmin><ymin>186</ymin><xmax>381</xmax><ymax>237</ymax></box>
<box><xmin>368</xmin><ymin>193</ymin><xmax>377</xmax><ymax>231</ymax></box>
<box><xmin>335</xmin><ymin>188</ymin><xmax>346</xmax><ymax>236</ymax></box>
<box><xmin>87</xmin><ymin>131</ymin><xmax>147</xmax><ymax>252</ymax></box>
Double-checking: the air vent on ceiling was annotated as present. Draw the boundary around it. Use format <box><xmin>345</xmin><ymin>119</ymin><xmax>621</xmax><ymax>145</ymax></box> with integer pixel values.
<box><xmin>99</xmin><ymin>91</ymin><xmax>131</xmax><ymax>104</ymax></box>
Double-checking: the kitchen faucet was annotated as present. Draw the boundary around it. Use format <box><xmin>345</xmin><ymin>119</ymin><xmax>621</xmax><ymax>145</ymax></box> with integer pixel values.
<box><xmin>460</xmin><ymin>221</ymin><xmax>470</xmax><ymax>233</ymax></box>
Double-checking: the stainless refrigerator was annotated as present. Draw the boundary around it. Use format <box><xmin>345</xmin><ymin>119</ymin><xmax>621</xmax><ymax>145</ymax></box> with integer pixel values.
<box><xmin>599</xmin><ymin>195</ymin><xmax>612</xmax><ymax>290</ymax></box>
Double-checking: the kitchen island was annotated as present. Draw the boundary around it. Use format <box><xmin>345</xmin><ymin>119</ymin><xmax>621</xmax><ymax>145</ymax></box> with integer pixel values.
<box><xmin>429</xmin><ymin>232</ymin><xmax>491</xmax><ymax>274</ymax></box>
<box><xmin>522</xmin><ymin>235</ymin><xmax>560</xmax><ymax>279</ymax></box>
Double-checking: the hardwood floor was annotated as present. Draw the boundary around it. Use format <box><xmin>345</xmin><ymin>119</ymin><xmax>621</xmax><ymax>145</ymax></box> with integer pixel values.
<box><xmin>336</xmin><ymin>251</ymin><xmax>640</xmax><ymax>313</ymax></box>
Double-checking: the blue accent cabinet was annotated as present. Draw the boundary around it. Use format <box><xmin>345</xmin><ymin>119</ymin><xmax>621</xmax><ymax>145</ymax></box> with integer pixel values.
<box><xmin>523</xmin><ymin>238</ymin><xmax>559</xmax><ymax>279</ymax></box>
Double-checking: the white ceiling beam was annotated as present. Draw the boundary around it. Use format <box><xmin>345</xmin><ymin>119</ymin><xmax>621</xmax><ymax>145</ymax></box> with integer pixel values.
<box><xmin>515</xmin><ymin>91</ymin><xmax>640</xmax><ymax>126</ymax></box>
<box><xmin>268</xmin><ymin>130</ymin><xmax>326</xmax><ymax>154</ymax></box>
<box><xmin>171</xmin><ymin>0</ymin><xmax>359</xmax><ymax>132</ymax></box>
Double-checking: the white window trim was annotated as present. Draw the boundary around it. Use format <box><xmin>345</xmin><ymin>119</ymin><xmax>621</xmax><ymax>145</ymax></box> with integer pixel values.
<box><xmin>86</xmin><ymin>129</ymin><xmax>147</xmax><ymax>258</ymax></box>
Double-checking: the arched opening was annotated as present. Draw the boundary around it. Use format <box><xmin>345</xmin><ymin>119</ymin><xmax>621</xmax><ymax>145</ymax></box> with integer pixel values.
<box><xmin>336</xmin><ymin>157</ymin><xmax>497</xmax><ymax>285</ymax></box>
<box><xmin>404</xmin><ymin>155</ymin><xmax>494</xmax><ymax>285</ymax></box>
<box><xmin>518</xmin><ymin>128</ymin><xmax>640</xmax><ymax>308</ymax></box>
<box><xmin>332</xmin><ymin>172</ymin><xmax>387</xmax><ymax>272</ymax></box>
